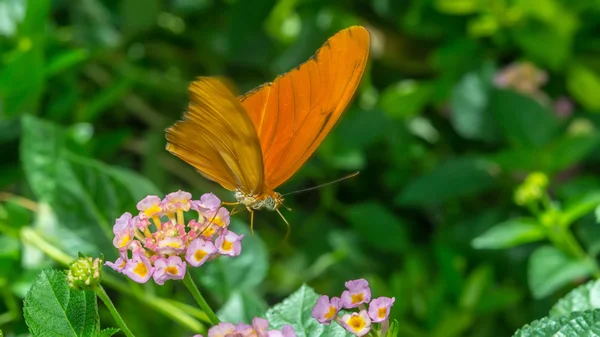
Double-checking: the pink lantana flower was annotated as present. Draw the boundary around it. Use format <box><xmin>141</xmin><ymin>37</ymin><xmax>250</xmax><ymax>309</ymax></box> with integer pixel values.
<box><xmin>112</xmin><ymin>213</ymin><xmax>134</xmax><ymax>251</ymax></box>
<box><xmin>105</xmin><ymin>257</ymin><xmax>127</xmax><ymax>273</ymax></box>
<box><xmin>186</xmin><ymin>238</ymin><xmax>217</xmax><ymax>267</ymax></box>
<box><xmin>341</xmin><ymin>278</ymin><xmax>371</xmax><ymax>308</ymax></box>
<box><xmin>122</xmin><ymin>251</ymin><xmax>154</xmax><ymax>283</ymax></box>
<box><xmin>267</xmin><ymin>325</ymin><xmax>296</xmax><ymax>337</ymax></box>
<box><xmin>203</xmin><ymin>207</ymin><xmax>231</xmax><ymax>230</ymax></box>
<box><xmin>207</xmin><ymin>322</ymin><xmax>238</xmax><ymax>337</ymax></box>
<box><xmin>153</xmin><ymin>256</ymin><xmax>187</xmax><ymax>285</ymax></box>
<box><xmin>163</xmin><ymin>190</ymin><xmax>193</xmax><ymax>212</ymax></box>
<box><xmin>107</xmin><ymin>191</ymin><xmax>244</xmax><ymax>285</ymax></box>
<box><xmin>192</xmin><ymin>193</ymin><xmax>221</xmax><ymax>212</ymax></box>
<box><xmin>199</xmin><ymin>318</ymin><xmax>296</xmax><ymax>337</ymax></box>
<box><xmin>368</xmin><ymin>297</ymin><xmax>395</xmax><ymax>322</ymax></box>
<box><xmin>340</xmin><ymin>310</ymin><xmax>371</xmax><ymax>337</ymax></box>
<box><xmin>215</xmin><ymin>229</ymin><xmax>244</xmax><ymax>257</ymax></box>
<box><xmin>137</xmin><ymin>195</ymin><xmax>163</xmax><ymax>220</ymax></box>
<box><xmin>311</xmin><ymin>295</ymin><xmax>342</xmax><ymax>324</ymax></box>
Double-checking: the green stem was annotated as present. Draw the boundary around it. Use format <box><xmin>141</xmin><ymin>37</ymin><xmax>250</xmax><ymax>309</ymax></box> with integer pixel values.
<box><xmin>183</xmin><ymin>272</ymin><xmax>220</xmax><ymax>325</ymax></box>
<box><xmin>562</xmin><ymin>228</ymin><xmax>600</xmax><ymax>279</ymax></box>
<box><xmin>95</xmin><ymin>286</ymin><xmax>136</xmax><ymax>337</ymax></box>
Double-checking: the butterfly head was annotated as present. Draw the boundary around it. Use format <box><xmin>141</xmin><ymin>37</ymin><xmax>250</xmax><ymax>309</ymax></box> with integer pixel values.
<box><xmin>235</xmin><ymin>190</ymin><xmax>284</xmax><ymax>211</ymax></box>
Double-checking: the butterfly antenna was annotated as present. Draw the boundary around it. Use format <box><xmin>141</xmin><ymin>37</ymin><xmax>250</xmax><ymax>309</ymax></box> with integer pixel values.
<box><xmin>282</xmin><ymin>171</ymin><xmax>360</xmax><ymax>197</ymax></box>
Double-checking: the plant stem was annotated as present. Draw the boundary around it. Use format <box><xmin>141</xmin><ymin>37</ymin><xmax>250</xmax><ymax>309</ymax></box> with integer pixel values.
<box><xmin>183</xmin><ymin>272</ymin><xmax>220</xmax><ymax>325</ymax></box>
<box><xmin>95</xmin><ymin>285</ymin><xmax>136</xmax><ymax>337</ymax></box>
<box><xmin>562</xmin><ymin>227</ymin><xmax>600</xmax><ymax>278</ymax></box>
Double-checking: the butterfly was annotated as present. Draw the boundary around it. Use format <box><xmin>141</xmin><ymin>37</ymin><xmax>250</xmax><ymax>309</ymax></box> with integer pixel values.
<box><xmin>165</xmin><ymin>26</ymin><xmax>370</xmax><ymax>229</ymax></box>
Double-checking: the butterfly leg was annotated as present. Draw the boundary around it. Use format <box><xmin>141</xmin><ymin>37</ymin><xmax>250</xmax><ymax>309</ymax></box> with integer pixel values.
<box><xmin>276</xmin><ymin>208</ymin><xmax>291</xmax><ymax>241</ymax></box>
<box><xmin>247</xmin><ymin>207</ymin><xmax>255</xmax><ymax>235</ymax></box>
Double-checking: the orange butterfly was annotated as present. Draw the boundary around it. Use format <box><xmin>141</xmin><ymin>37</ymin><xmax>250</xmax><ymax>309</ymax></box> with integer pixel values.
<box><xmin>165</xmin><ymin>26</ymin><xmax>370</xmax><ymax>229</ymax></box>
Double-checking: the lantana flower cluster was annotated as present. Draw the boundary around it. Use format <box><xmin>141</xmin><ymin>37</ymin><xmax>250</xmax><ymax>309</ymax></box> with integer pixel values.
<box><xmin>193</xmin><ymin>317</ymin><xmax>296</xmax><ymax>337</ymax></box>
<box><xmin>106</xmin><ymin>191</ymin><xmax>243</xmax><ymax>284</ymax></box>
<box><xmin>312</xmin><ymin>278</ymin><xmax>395</xmax><ymax>337</ymax></box>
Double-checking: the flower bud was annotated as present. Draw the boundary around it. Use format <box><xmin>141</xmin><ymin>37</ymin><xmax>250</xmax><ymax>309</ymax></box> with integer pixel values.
<box><xmin>67</xmin><ymin>256</ymin><xmax>103</xmax><ymax>290</ymax></box>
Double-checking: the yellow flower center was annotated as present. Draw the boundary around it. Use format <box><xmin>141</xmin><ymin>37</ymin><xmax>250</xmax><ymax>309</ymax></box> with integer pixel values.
<box><xmin>351</xmin><ymin>293</ymin><xmax>364</xmax><ymax>304</ymax></box>
<box><xmin>194</xmin><ymin>249</ymin><xmax>208</xmax><ymax>261</ymax></box>
<box><xmin>133</xmin><ymin>262</ymin><xmax>148</xmax><ymax>277</ymax></box>
<box><xmin>222</xmin><ymin>240</ymin><xmax>233</xmax><ymax>251</ymax></box>
<box><xmin>144</xmin><ymin>204</ymin><xmax>162</xmax><ymax>217</ymax></box>
<box><xmin>378</xmin><ymin>307</ymin><xmax>387</xmax><ymax>319</ymax></box>
<box><xmin>118</xmin><ymin>234</ymin><xmax>131</xmax><ymax>248</ymax></box>
<box><xmin>348</xmin><ymin>315</ymin><xmax>365</xmax><ymax>331</ymax></box>
<box><xmin>202</xmin><ymin>226</ymin><xmax>216</xmax><ymax>237</ymax></box>
<box><xmin>324</xmin><ymin>306</ymin><xmax>337</xmax><ymax>319</ymax></box>
<box><xmin>119</xmin><ymin>260</ymin><xmax>127</xmax><ymax>269</ymax></box>
<box><xmin>212</xmin><ymin>216</ymin><xmax>225</xmax><ymax>227</ymax></box>
<box><xmin>164</xmin><ymin>241</ymin><xmax>182</xmax><ymax>248</ymax></box>
<box><xmin>166</xmin><ymin>266</ymin><xmax>178</xmax><ymax>274</ymax></box>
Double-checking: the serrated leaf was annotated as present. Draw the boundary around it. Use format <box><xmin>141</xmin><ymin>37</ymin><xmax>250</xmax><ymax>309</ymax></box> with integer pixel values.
<box><xmin>97</xmin><ymin>328</ymin><xmax>119</xmax><ymax>337</ymax></box>
<box><xmin>528</xmin><ymin>246</ymin><xmax>595</xmax><ymax>299</ymax></box>
<box><xmin>472</xmin><ymin>218</ymin><xmax>546</xmax><ymax>249</ymax></box>
<box><xmin>199</xmin><ymin>220</ymin><xmax>268</xmax><ymax>301</ymax></box>
<box><xmin>265</xmin><ymin>284</ymin><xmax>352</xmax><ymax>337</ymax></box>
<box><xmin>551</xmin><ymin>280</ymin><xmax>600</xmax><ymax>317</ymax></box>
<box><xmin>23</xmin><ymin>269</ymin><xmax>99</xmax><ymax>337</ymax></box>
<box><xmin>513</xmin><ymin>310</ymin><xmax>600</xmax><ymax>337</ymax></box>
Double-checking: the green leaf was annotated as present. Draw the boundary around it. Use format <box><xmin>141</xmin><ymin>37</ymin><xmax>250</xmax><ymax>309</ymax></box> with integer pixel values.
<box><xmin>490</xmin><ymin>134</ymin><xmax>600</xmax><ymax>173</ymax></box>
<box><xmin>385</xmin><ymin>319</ymin><xmax>400</xmax><ymax>337</ymax></box>
<box><xmin>472</xmin><ymin>218</ymin><xmax>546</xmax><ymax>249</ymax></box>
<box><xmin>20</xmin><ymin>115</ymin><xmax>161</xmax><ymax>255</ymax></box>
<box><xmin>396</xmin><ymin>157</ymin><xmax>497</xmax><ymax>206</ymax></box>
<box><xmin>0</xmin><ymin>0</ymin><xmax>51</xmax><ymax>118</ymax></box>
<box><xmin>23</xmin><ymin>269</ymin><xmax>99</xmax><ymax>337</ymax></box>
<box><xmin>345</xmin><ymin>202</ymin><xmax>409</xmax><ymax>253</ymax></box>
<box><xmin>434</xmin><ymin>0</ymin><xmax>479</xmax><ymax>15</ymax></box>
<box><xmin>513</xmin><ymin>310</ymin><xmax>600</xmax><ymax>337</ymax></box>
<box><xmin>97</xmin><ymin>328</ymin><xmax>120</xmax><ymax>337</ymax></box>
<box><xmin>528</xmin><ymin>246</ymin><xmax>595</xmax><ymax>299</ymax></box>
<box><xmin>199</xmin><ymin>220</ymin><xmax>268</xmax><ymax>301</ymax></box>
<box><xmin>218</xmin><ymin>290</ymin><xmax>268</xmax><ymax>324</ymax></box>
<box><xmin>379</xmin><ymin>81</ymin><xmax>433</xmax><ymax>120</ymax></box>
<box><xmin>450</xmin><ymin>62</ymin><xmax>498</xmax><ymax>141</ymax></box>
<box><xmin>0</xmin><ymin>0</ymin><xmax>26</xmax><ymax>37</ymax></box>
<box><xmin>120</xmin><ymin>0</ymin><xmax>159</xmax><ymax>37</ymax></box>
<box><xmin>551</xmin><ymin>280</ymin><xmax>600</xmax><ymax>317</ymax></box>
<box><xmin>265</xmin><ymin>284</ymin><xmax>351</xmax><ymax>337</ymax></box>
<box><xmin>45</xmin><ymin>49</ymin><xmax>89</xmax><ymax>78</ymax></box>
<box><xmin>567</xmin><ymin>63</ymin><xmax>600</xmax><ymax>112</ymax></box>
<box><xmin>490</xmin><ymin>89</ymin><xmax>559</xmax><ymax>148</ymax></box>
<box><xmin>560</xmin><ymin>192</ymin><xmax>600</xmax><ymax>228</ymax></box>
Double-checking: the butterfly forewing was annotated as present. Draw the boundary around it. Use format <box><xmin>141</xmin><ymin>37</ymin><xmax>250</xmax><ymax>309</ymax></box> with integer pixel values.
<box><xmin>240</xmin><ymin>26</ymin><xmax>370</xmax><ymax>190</ymax></box>
<box><xmin>166</xmin><ymin>77</ymin><xmax>265</xmax><ymax>194</ymax></box>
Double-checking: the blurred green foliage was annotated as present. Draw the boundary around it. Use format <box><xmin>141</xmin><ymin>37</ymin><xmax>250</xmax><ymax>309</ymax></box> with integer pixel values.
<box><xmin>3</xmin><ymin>0</ymin><xmax>600</xmax><ymax>336</ymax></box>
